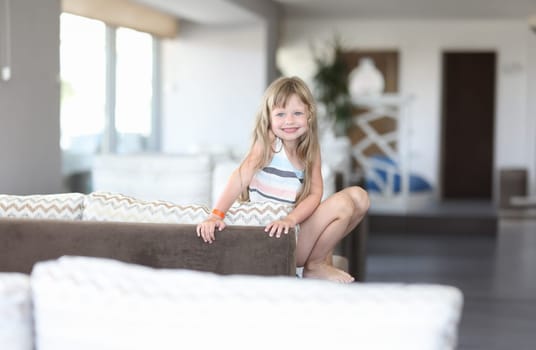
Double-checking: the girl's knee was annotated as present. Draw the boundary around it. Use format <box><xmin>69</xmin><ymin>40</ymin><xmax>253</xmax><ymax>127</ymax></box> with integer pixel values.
<box><xmin>331</xmin><ymin>190</ymin><xmax>357</xmax><ymax>220</ymax></box>
<box><xmin>344</xmin><ymin>186</ymin><xmax>370</xmax><ymax>214</ymax></box>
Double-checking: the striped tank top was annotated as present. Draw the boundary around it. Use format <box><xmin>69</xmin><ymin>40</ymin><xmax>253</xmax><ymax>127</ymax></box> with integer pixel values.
<box><xmin>248</xmin><ymin>143</ymin><xmax>304</xmax><ymax>205</ymax></box>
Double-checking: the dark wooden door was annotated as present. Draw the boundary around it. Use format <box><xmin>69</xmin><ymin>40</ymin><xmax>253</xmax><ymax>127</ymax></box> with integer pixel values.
<box><xmin>441</xmin><ymin>52</ymin><xmax>496</xmax><ymax>199</ymax></box>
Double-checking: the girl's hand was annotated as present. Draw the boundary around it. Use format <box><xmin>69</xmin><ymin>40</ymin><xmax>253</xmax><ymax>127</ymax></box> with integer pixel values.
<box><xmin>265</xmin><ymin>216</ymin><xmax>296</xmax><ymax>238</ymax></box>
<box><xmin>196</xmin><ymin>217</ymin><xmax>226</xmax><ymax>244</ymax></box>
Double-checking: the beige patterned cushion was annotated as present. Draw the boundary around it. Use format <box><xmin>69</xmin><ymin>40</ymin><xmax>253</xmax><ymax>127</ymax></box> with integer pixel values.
<box><xmin>0</xmin><ymin>193</ymin><xmax>85</xmax><ymax>220</ymax></box>
<box><xmin>83</xmin><ymin>192</ymin><xmax>292</xmax><ymax>227</ymax></box>
<box><xmin>225</xmin><ymin>201</ymin><xmax>293</xmax><ymax>226</ymax></box>
<box><xmin>82</xmin><ymin>192</ymin><xmax>209</xmax><ymax>224</ymax></box>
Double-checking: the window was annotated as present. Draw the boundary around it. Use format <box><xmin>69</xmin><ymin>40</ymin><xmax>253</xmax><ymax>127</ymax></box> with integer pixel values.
<box><xmin>115</xmin><ymin>27</ymin><xmax>154</xmax><ymax>153</ymax></box>
<box><xmin>60</xmin><ymin>13</ymin><xmax>106</xmax><ymax>154</ymax></box>
<box><xmin>60</xmin><ymin>13</ymin><xmax>160</xmax><ymax>159</ymax></box>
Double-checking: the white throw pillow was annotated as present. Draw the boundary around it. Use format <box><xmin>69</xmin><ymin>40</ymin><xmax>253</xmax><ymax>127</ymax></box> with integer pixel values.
<box><xmin>82</xmin><ymin>192</ymin><xmax>209</xmax><ymax>224</ymax></box>
<box><xmin>0</xmin><ymin>193</ymin><xmax>85</xmax><ymax>220</ymax></box>
<box><xmin>211</xmin><ymin>160</ymin><xmax>239</xmax><ymax>207</ymax></box>
<box><xmin>0</xmin><ymin>273</ymin><xmax>33</xmax><ymax>350</ymax></box>
<box><xmin>32</xmin><ymin>256</ymin><xmax>463</xmax><ymax>350</ymax></box>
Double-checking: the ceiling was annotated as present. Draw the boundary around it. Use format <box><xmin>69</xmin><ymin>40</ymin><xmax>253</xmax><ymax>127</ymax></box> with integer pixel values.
<box><xmin>275</xmin><ymin>0</ymin><xmax>536</xmax><ymax>20</ymax></box>
<box><xmin>137</xmin><ymin>0</ymin><xmax>536</xmax><ymax>23</ymax></box>
<box><xmin>134</xmin><ymin>0</ymin><xmax>258</xmax><ymax>24</ymax></box>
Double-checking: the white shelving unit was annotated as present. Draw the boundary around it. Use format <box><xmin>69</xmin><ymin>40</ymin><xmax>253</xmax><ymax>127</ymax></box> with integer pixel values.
<box><xmin>351</xmin><ymin>93</ymin><xmax>415</xmax><ymax>210</ymax></box>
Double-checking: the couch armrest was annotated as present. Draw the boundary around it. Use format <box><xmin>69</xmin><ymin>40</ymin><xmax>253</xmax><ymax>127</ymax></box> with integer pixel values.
<box><xmin>0</xmin><ymin>218</ymin><xmax>296</xmax><ymax>276</ymax></box>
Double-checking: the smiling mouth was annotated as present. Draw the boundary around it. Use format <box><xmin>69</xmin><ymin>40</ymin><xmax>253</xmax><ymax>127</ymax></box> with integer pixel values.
<box><xmin>282</xmin><ymin>127</ymin><xmax>299</xmax><ymax>133</ymax></box>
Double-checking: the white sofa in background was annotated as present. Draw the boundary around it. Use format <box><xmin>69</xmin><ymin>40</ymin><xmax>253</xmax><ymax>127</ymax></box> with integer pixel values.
<box><xmin>92</xmin><ymin>153</ymin><xmax>213</xmax><ymax>206</ymax></box>
<box><xmin>1</xmin><ymin>256</ymin><xmax>463</xmax><ymax>350</ymax></box>
<box><xmin>91</xmin><ymin>153</ymin><xmax>336</xmax><ymax>207</ymax></box>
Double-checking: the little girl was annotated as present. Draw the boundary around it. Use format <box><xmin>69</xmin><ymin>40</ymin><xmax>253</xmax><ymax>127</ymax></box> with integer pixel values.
<box><xmin>196</xmin><ymin>76</ymin><xmax>369</xmax><ymax>283</ymax></box>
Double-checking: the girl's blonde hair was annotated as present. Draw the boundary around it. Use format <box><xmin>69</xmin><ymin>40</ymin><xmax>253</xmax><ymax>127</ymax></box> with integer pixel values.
<box><xmin>241</xmin><ymin>76</ymin><xmax>320</xmax><ymax>205</ymax></box>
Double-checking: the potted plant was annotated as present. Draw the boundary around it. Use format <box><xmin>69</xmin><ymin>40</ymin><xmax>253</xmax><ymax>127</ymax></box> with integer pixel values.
<box><xmin>312</xmin><ymin>37</ymin><xmax>353</xmax><ymax>136</ymax></box>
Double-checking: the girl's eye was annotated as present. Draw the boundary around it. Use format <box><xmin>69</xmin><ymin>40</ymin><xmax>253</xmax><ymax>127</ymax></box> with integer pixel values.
<box><xmin>276</xmin><ymin>112</ymin><xmax>285</xmax><ymax>118</ymax></box>
<box><xmin>294</xmin><ymin>112</ymin><xmax>304</xmax><ymax>117</ymax></box>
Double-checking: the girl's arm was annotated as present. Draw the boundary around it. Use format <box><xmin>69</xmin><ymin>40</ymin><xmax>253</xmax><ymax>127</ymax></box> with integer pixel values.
<box><xmin>265</xmin><ymin>151</ymin><xmax>323</xmax><ymax>237</ymax></box>
<box><xmin>196</xmin><ymin>141</ymin><xmax>264</xmax><ymax>243</ymax></box>
<box><xmin>212</xmin><ymin>141</ymin><xmax>263</xmax><ymax>213</ymax></box>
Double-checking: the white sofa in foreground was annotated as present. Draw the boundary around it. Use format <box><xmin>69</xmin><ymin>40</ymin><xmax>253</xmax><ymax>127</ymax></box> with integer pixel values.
<box><xmin>1</xmin><ymin>256</ymin><xmax>463</xmax><ymax>350</ymax></box>
<box><xmin>0</xmin><ymin>273</ymin><xmax>33</xmax><ymax>350</ymax></box>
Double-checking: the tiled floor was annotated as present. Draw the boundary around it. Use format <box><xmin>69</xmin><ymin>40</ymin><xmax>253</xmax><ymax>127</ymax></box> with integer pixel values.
<box><xmin>366</xmin><ymin>217</ymin><xmax>536</xmax><ymax>349</ymax></box>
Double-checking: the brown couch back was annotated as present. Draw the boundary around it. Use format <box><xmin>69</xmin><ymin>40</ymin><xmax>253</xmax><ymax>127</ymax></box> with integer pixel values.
<box><xmin>0</xmin><ymin>218</ymin><xmax>296</xmax><ymax>276</ymax></box>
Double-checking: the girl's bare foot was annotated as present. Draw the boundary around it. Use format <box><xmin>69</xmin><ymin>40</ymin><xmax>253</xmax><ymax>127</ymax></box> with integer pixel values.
<box><xmin>303</xmin><ymin>262</ymin><xmax>355</xmax><ymax>283</ymax></box>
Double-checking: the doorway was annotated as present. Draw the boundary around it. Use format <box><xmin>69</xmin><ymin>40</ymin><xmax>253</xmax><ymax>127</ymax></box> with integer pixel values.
<box><xmin>441</xmin><ymin>52</ymin><xmax>496</xmax><ymax>199</ymax></box>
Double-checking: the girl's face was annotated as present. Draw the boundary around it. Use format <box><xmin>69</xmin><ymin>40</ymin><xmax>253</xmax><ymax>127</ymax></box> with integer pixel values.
<box><xmin>270</xmin><ymin>94</ymin><xmax>309</xmax><ymax>145</ymax></box>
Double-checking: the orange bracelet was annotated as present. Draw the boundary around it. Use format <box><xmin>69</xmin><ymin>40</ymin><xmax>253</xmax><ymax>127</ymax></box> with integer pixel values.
<box><xmin>211</xmin><ymin>208</ymin><xmax>225</xmax><ymax>219</ymax></box>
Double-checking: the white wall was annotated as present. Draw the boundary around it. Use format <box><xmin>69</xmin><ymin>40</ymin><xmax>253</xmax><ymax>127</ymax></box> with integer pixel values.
<box><xmin>228</xmin><ymin>0</ymin><xmax>281</xmax><ymax>82</ymax></box>
<box><xmin>0</xmin><ymin>0</ymin><xmax>62</xmax><ymax>194</ymax></box>
<box><xmin>527</xmin><ymin>29</ymin><xmax>536</xmax><ymax>196</ymax></box>
<box><xmin>161</xmin><ymin>22</ymin><xmax>266</xmax><ymax>155</ymax></box>
<box><xmin>278</xmin><ymin>19</ymin><xmax>532</xmax><ymax>198</ymax></box>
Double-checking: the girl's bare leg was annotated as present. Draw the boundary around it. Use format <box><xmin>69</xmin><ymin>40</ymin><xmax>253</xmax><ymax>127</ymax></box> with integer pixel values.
<box><xmin>296</xmin><ymin>186</ymin><xmax>369</xmax><ymax>283</ymax></box>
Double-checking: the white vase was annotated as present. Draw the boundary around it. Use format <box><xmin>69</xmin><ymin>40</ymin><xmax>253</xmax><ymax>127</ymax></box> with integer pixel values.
<box><xmin>348</xmin><ymin>58</ymin><xmax>385</xmax><ymax>97</ymax></box>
